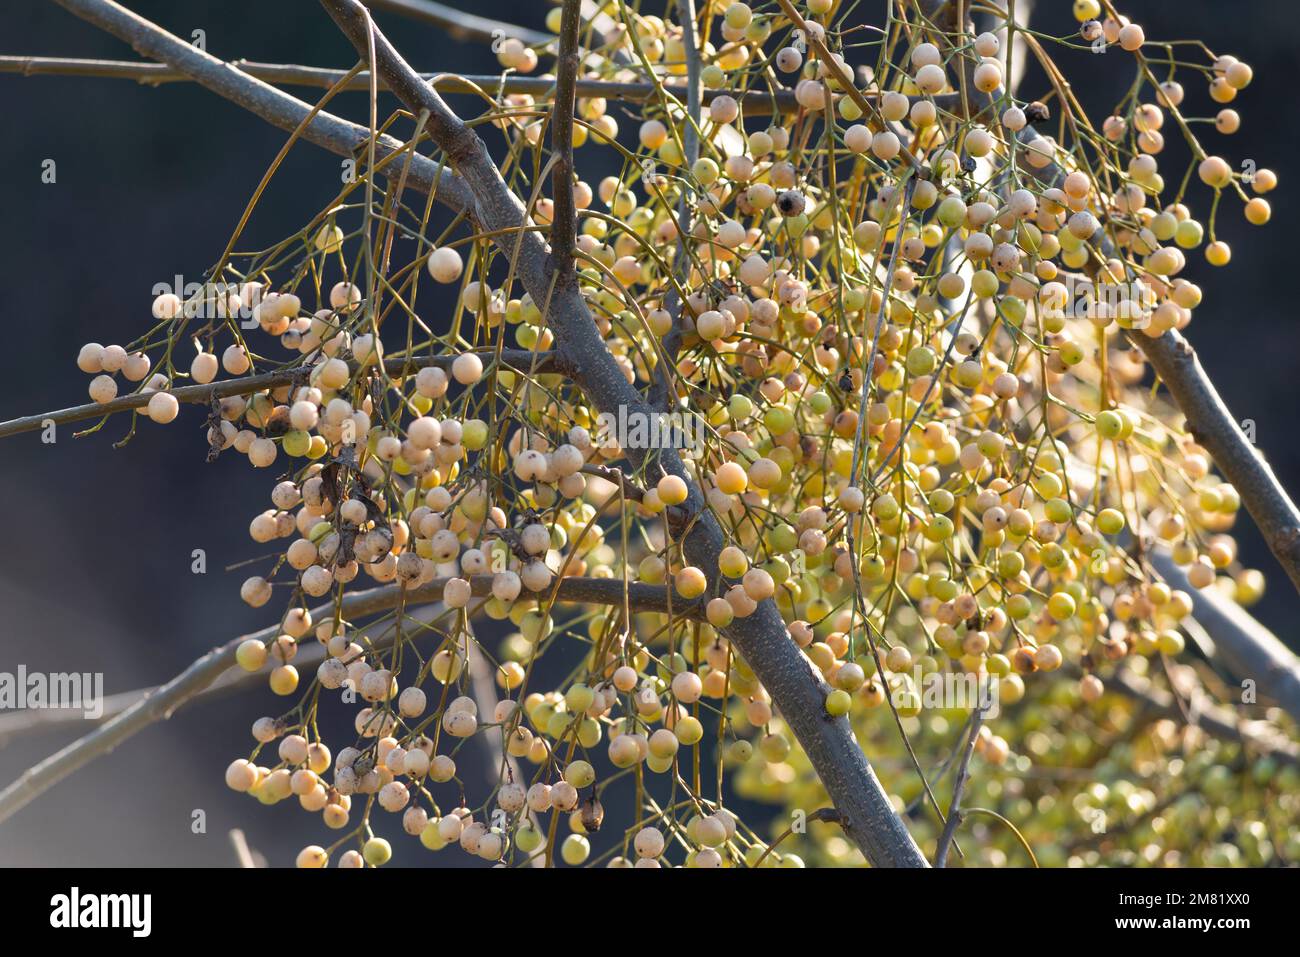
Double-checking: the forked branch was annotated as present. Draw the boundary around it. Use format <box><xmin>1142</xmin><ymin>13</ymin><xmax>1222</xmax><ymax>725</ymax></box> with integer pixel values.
<box><xmin>315</xmin><ymin>0</ymin><xmax>928</xmax><ymax>866</ymax></box>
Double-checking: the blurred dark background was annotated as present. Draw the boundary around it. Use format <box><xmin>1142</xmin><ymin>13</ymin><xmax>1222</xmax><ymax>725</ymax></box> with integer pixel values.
<box><xmin>0</xmin><ymin>0</ymin><xmax>1295</xmax><ymax>866</ymax></box>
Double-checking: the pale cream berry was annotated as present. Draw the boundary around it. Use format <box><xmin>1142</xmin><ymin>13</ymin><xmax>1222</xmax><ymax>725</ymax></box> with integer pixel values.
<box><xmin>251</xmin><ymin>717</ymin><xmax>279</xmax><ymax>743</ymax></box>
<box><xmin>301</xmin><ymin>565</ymin><xmax>332</xmax><ymax>596</ymax></box>
<box><xmin>520</xmin><ymin>523</ymin><xmax>550</xmax><ymax>554</ymax></box>
<box><xmin>694</xmin><ymin>847</ymin><xmax>722</xmax><ymax>868</ymax></box>
<box><xmin>915</xmin><ymin>63</ymin><xmax>947</xmax><ymax>94</ymax></box>
<box><xmin>352</xmin><ymin>333</ymin><xmax>381</xmax><ymax>366</ymax></box>
<box><xmin>973</xmin><ymin>61</ymin><xmax>1002</xmax><ymax>93</ymax></box>
<box><xmin>427</xmin><ymin>247</ymin><xmax>463</xmax><ymax>283</ymax></box>
<box><xmin>974</xmin><ymin>31</ymin><xmax>1000</xmax><ymax>57</ymax></box>
<box><xmin>100</xmin><ymin>344</ymin><xmax>127</xmax><ymax>373</ymax></box>
<box><xmin>742</xmin><ymin>568</ymin><xmax>775</xmax><ymax>601</ymax></box>
<box><xmin>911</xmin><ymin>42</ymin><xmax>941</xmax><ymax>67</ymax></box>
<box><xmin>77</xmin><ymin>343</ymin><xmax>105</xmax><ymax>373</ymax></box>
<box><xmin>378</xmin><ymin>781</ymin><xmax>409</xmax><ymax>812</ymax></box>
<box><xmin>671</xmin><ymin>670</ymin><xmax>703</xmax><ymax>704</ymax></box>
<box><xmin>289</xmin><ymin>400</ymin><xmax>318</xmax><ymax>431</ymax></box>
<box><xmin>527</xmin><ymin>782</ymin><xmax>553</xmax><ymax>812</ymax></box>
<box><xmin>634</xmin><ymin>827</ymin><xmax>665</xmax><ymax>859</ymax></box>
<box><xmin>122</xmin><ymin>353</ymin><xmax>151</xmax><ymax>382</ymax></box>
<box><xmin>774</xmin><ymin>46</ymin><xmax>802</xmax><ymax>73</ymax></box>
<box><xmin>443</xmin><ymin>709</ymin><xmax>477</xmax><ymax>737</ymax></box>
<box><xmin>869</xmin><ymin>92</ymin><xmax>904</xmax><ymax>125</ymax></box>
<box><xmin>152</xmin><ymin>292</ymin><xmax>183</xmax><ymax>320</ymax></box>
<box><xmin>639</xmin><ymin>118</ymin><xmax>668</xmax><ymax>149</ymax></box>
<box><xmin>398</xmin><ymin>687</ymin><xmax>427</xmax><ymax>717</ymax></box>
<box><xmin>438</xmin><ymin>811</ymin><xmax>467</xmax><ymax>841</ymax></box>
<box><xmin>1197</xmin><ymin>156</ymin><xmax>1232</xmax><ymax>188</ymax></box>
<box><xmin>222</xmin><ymin>344</ymin><xmax>251</xmax><ymax>375</ymax></box>
<box><xmin>838</xmin><ymin>486</ymin><xmax>865</xmax><ymax>512</ymax></box>
<box><xmin>497</xmin><ymin>782</ymin><xmax>527</xmax><ymax>813</ymax></box>
<box><xmin>1034</xmin><ymin>643</ymin><xmax>1064</xmax><ymax>671</ymax></box>
<box><xmin>414</xmin><ymin>366</ymin><xmax>449</xmax><ymax>399</ymax></box>
<box><xmin>240</xmin><ymin>576</ymin><xmax>272</xmax><ymax>607</ymax></box>
<box><xmin>872</xmin><ymin>131</ymin><xmax>901</xmax><ymax>161</ymax></box>
<box><xmin>403</xmin><ymin>806</ymin><xmax>429</xmax><ymax>836</ymax></box>
<box><xmin>317</xmin><ymin>658</ymin><xmax>347</xmax><ymax>689</ymax></box>
<box><xmin>191</xmin><ymin>351</ymin><xmax>219</xmax><ymax>384</ymax></box>
<box><xmin>1118</xmin><ymin>23</ymin><xmax>1145</xmax><ymax>51</ymax></box>
<box><xmin>404</xmin><ymin>749</ymin><xmax>430</xmax><ymax>777</ymax></box>
<box><xmin>325</xmin><ymin>281</ymin><xmax>359</xmax><ymax>313</ymax></box>
<box><xmin>225</xmin><ymin>758</ymin><xmax>258</xmax><ymax>792</ymax></box>
<box><xmin>146</xmin><ymin>391</ymin><xmax>179</xmax><ymax>424</ymax></box>
<box><xmin>318</xmin><ymin>357</ymin><xmax>350</xmax><ymax>389</ymax></box>
<box><xmin>88</xmin><ymin>374</ymin><xmax>118</xmax><ymax>404</ymax></box>
<box><xmin>451</xmin><ymin>353</ymin><xmax>483</xmax><ymax>385</ymax></box>
<box><xmin>521</xmin><ymin>560</ymin><xmax>553</xmax><ymax>592</ymax></box>
<box><xmin>843</xmin><ymin>124</ymin><xmax>871</xmax><ymax>154</ymax></box>
<box><xmin>248</xmin><ymin>437</ymin><xmax>277</xmax><ymax>468</ymax></box>
<box><xmin>551</xmin><ymin>781</ymin><xmax>579</xmax><ymax>811</ymax></box>
<box><xmin>279</xmin><ymin>734</ymin><xmax>309</xmax><ymax>765</ymax></box>
<box><xmin>444</xmin><ymin>576</ymin><xmax>473</xmax><ymax>608</ymax></box>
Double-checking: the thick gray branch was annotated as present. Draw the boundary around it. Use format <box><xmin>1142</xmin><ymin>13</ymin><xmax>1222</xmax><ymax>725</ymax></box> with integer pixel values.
<box><xmin>1151</xmin><ymin>551</ymin><xmax>1300</xmax><ymax>725</ymax></box>
<box><xmin>320</xmin><ymin>0</ymin><xmax>927</xmax><ymax>866</ymax></box>
<box><xmin>46</xmin><ymin>0</ymin><xmax>474</xmax><ymax>214</ymax></box>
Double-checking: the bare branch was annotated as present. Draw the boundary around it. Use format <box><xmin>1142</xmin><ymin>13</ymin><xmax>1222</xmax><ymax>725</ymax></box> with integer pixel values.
<box><xmin>0</xmin><ymin>56</ymin><xmax>971</xmax><ymax>118</ymax></box>
<box><xmin>1151</xmin><ymin>550</ymin><xmax>1300</xmax><ymax>724</ymax></box>
<box><xmin>0</xmin><ymin>574</ymin><xmax>700</xmax><ymax>824</ymax></box>
<box><xmin>933</xmin><ymin>707</ymin><xmax>985</xmax><ymax>867</ymax></box>
<box><xmin>0</xmin><ymin>350</ymin><xmax>561</xmax><ymax>441</ymax></box>
<box><xmin>1140</xmin><ymin>334</ymin><xmax>1300</xmax><ymax>594</ymax></box>
<box><xmin>365</xmin><ymin>0</ymin><xmax>552</xmax><ymax>47</ymax></box>
<box><xmin>44</xmin><ymin>1</ymin><xmax>474</xmax><ymax>215</ymax></box>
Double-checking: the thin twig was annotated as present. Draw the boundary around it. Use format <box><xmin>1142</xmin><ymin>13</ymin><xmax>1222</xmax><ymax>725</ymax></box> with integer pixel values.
<box><xmin>365</xmin><ymin>0</ymin><xmax>552</xmax><ymax>46</ymax></box>
<box><xmin>0</xmin><ymin>56</ymin><xmax>822</xmax><ymax>114</ymax></box>
<box><xmin>228</xmin><ymin>829</ymin><xmax>263</xmax><ymax>868</ymax></box>
<box><xmin>933</xmin><ymin>706</ymin><xmax>984</xmax><ymax>867</ymax></box>
<box><xmin>0</xmin><ymin>351</ymin><xmax>560</xmax><ymax>441</ymax></box>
